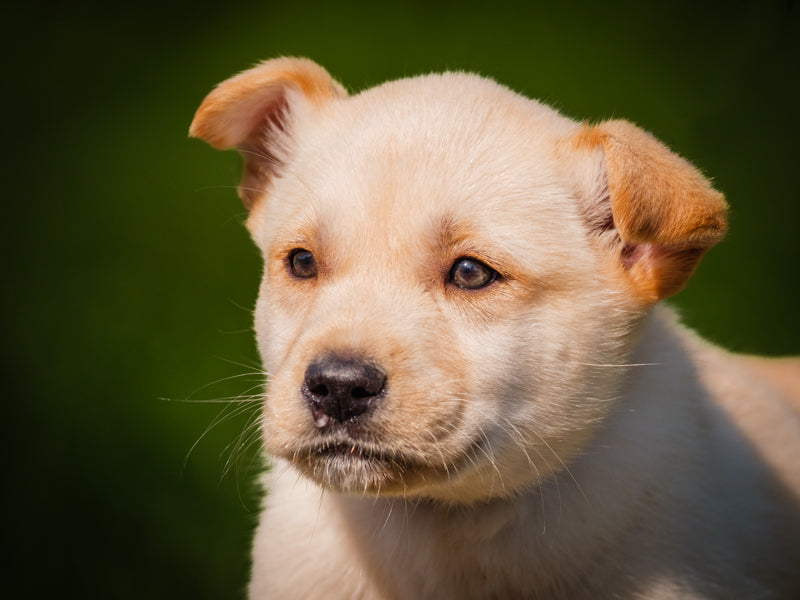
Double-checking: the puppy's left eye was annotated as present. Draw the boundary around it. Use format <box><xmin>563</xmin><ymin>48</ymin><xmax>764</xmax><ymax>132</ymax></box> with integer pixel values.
<box><xmin>289</xmin><ymin>249</ymin><xmax>318</xmax><ymax>279</ymax></box>
<box><xmin>449</xmin><ymin>257</ymin><xmax>498</xmax><ymax>290</ymax></box>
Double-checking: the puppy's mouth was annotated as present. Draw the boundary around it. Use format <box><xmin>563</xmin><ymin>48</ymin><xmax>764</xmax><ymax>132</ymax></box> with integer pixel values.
<box><xmin>311</xmin><ymin>440</ymin><xmax>383</xmax><ymax>460</ymax></box>
<box><xmin>281</xmin><ymin>427</ymin><xmax>497</xmax><ymax>497</ymax></box>
<box><xmin>287</xmin><ymin>436</ymin><xmax>437</xmax><ymax>495</ymax></box>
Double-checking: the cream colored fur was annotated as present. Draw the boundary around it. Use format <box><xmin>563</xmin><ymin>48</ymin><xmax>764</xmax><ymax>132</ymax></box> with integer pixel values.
<box><xmin>191</xmin><ymin>58</ymin><xmax>800</xmax><ymax>599</ymax></box>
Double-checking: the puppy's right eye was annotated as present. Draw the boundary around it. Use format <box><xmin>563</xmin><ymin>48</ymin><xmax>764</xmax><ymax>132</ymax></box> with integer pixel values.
<box><xmin>449</xmin><ymin>257</ymin><xmax>498</xmax><ymax>290</ymax></box>
<box><xmin>288</xmin><ymin>249</ymin><xmax>318</xmax><ymax>279</ymax></box>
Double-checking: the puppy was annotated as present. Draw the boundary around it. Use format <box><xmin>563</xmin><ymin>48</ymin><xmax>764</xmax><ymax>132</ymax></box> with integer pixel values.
<box><xmin>190</xmin><ymin>58</ymin><xmax>800</xmax><ymax>599</ymax></box>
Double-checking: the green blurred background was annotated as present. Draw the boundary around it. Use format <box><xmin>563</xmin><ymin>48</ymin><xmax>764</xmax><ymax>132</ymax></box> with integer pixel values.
<box><xmin>3</xmin><ymin>1</ymin><xmax>798</xmax><ymax>597</ymax></box>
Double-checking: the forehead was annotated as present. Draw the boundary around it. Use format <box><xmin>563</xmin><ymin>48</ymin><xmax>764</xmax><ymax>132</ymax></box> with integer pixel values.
<box><xmin>255</xmin><ymin>74</ymin><xmax>585</xmax><ymax>258</ymax></box>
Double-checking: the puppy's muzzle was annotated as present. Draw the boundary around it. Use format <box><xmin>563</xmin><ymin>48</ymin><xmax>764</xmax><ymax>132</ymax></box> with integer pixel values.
<box><xmin>302</xmin><ymin>356</ymin><xmax>387</xmax><ymax>428</ymax></box>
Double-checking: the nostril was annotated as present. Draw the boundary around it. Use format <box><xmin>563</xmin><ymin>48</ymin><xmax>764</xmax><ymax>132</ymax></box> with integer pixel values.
<box><xmin>351</xmin><ymin>387</ymin><xmax>370</xmax><ymax>399</ymax></box>
<box><xmin>309</xmin><ymin>384</ymin><xmax>329</xmax><ymax>397</ymax></box>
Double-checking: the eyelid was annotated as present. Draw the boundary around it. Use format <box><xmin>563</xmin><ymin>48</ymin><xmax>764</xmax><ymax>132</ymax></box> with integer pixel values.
<box><xmin>452</xmin><ymin>255</ymin><xmax>500</xmax><ymax>274</ymax></box>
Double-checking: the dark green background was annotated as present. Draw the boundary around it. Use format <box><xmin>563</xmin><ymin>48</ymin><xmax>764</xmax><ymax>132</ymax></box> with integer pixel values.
<box><xmin>3</xmin><ymin>1</ymin><xmax>798</xmax><ymax>597</ymax></box>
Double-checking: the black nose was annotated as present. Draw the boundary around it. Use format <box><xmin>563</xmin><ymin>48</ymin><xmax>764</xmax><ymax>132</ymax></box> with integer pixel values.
<box><xmin>302</xmin><ymin>356</ymin><xmax>387</xmax><ymax>426</ymax></box>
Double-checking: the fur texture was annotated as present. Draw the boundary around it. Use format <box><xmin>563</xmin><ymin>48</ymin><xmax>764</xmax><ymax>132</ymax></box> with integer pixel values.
<box><xmin>190</xmin><ymin>58</ymin><xmax>800</xmax><ymax>599</ymax></box>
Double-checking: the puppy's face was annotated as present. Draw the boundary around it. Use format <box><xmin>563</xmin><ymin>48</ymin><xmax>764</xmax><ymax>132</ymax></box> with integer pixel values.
<box><xmin>191</xmin><ymin>59</ymin><xmax>727</xmax><ymax>504</ymax></box>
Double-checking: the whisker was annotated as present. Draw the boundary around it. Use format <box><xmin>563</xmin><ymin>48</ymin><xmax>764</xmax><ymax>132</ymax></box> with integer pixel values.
<box><xmin>221</xmin><ymin>404</ymin><xmax>265</xmax><ymax>480</ymax></box>
<box><xmin>216</xmin><ymin>356</ymin><xmax>268</xmax><ymax>375</ymax></box>
<box><xmin>577</xmin><ymin>362</ymin><xmax>660</xmax><ymax>368</ymax></box>
<box><xmin>472</xmin><ymin>422</ymin><xmax>505</xmax><ymax>496</ymax></box>
<box><xmin>175</xmin><ymin>355</ymin><xmax>269</xmax><ymax>501</ymax></box>
<box><xmin>492</xmin><ymin>414</ymin><xmax>550</xmax><ymax>533</ymax></box>
<box><xmin>166</xmin><ymin>369</ymin><xmax>267</xmax><ymax>402</ymax></box>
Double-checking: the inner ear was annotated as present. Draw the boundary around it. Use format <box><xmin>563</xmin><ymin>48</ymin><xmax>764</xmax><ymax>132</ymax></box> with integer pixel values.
<box><xmin>568</xmin><ymin>145</ymin><xmax>615</xmax><ymax>236</ymax></box>
<box><xmin>189</xmin><ymin>57</ymin><xmax>348</xmax><ymax>208</ymax></box>
<box><xmin>235</xmin><ymin>91</ymin><xmax>292</xmax><ymax>210</ymax></box>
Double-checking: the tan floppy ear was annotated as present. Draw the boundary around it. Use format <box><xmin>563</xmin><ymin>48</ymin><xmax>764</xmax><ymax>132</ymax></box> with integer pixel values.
<box><xmin>189</xmin><ymin>57</ymin><xmax>348</xmax><ymax>208</ymax></box>
<box><xmin>570</xmin><ymin>120</ymin><xmax>728</xmax><ymax>303</ymax></box>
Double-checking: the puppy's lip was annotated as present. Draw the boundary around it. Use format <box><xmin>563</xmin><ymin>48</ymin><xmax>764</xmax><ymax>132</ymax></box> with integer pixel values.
<box><xmin>282</xmin><ymin>432</ymin><xmax>511</xmax><ymax>497</ymax></box>
<box><xmin>295</xmin><ymin>438</ymin><xmax>419</xmax><ymax>466</ymax></box>
<box><xmin>289</xmin><ymin>430</ymin><xmax>490</xmax><ymax>474</ymax></box>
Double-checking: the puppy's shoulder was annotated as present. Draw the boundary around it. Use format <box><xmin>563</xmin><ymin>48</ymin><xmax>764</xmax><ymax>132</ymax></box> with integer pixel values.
<box><xmin>677</xmin><ymin>317</ymin><xmax>800</xmax><ymax>498</ymax></box>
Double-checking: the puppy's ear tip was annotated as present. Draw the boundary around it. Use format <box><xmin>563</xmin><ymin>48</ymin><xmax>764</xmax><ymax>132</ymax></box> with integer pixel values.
<box><xmin>187</xmin><ymin>116</ymin><xmax>211</xmax><ymax>144</ymax></box>
<box><xmin>187</xmin><ymin>116</ymin><xmax>204</xmax><ymax>141</ymax></box>
<box><xmin>188</xmin><ymin>108</ymin><xmax>233</xmax><ymax>149</ymax></box>
<box><xmin>691</xmin><ymin>191</ymin><xmax>729</xmax><ymax>241</ymax></box>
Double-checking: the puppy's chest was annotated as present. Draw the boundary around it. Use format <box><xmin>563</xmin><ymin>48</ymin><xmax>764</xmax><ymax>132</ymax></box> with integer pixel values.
<box><xmin>371</xmin><ymin>538</ymin><xmax>529</xmax><ymax>600</ymax></box>
<box><xmin>342</xmin><ymin>502</ymin><xmax>602</xmax><ymax>600</ymax></box>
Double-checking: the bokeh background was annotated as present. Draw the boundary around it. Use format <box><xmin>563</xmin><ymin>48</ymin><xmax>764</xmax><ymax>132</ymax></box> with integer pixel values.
<box><xmin>3</xmin><ymin>1</ymin><xmax>798</xmax><ymax>597</ymax></box>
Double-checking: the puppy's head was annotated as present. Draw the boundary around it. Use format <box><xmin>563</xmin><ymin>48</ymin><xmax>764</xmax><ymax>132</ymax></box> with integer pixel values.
<box><xmin>191</xmin><ymin>58</ymin><xmax>726</xmax><ymax>504</ymax></box>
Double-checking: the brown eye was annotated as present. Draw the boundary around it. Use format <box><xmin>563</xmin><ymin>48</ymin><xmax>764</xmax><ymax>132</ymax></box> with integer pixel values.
<box><xmin>289</xmin><ymin>249</ymin><xmax>318</xmax><ymax>279</ymax></box>
<box><xmin>449</xmin><ymin>257</ymin><xmax>498</xmax><ymax>290</ymax></box>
